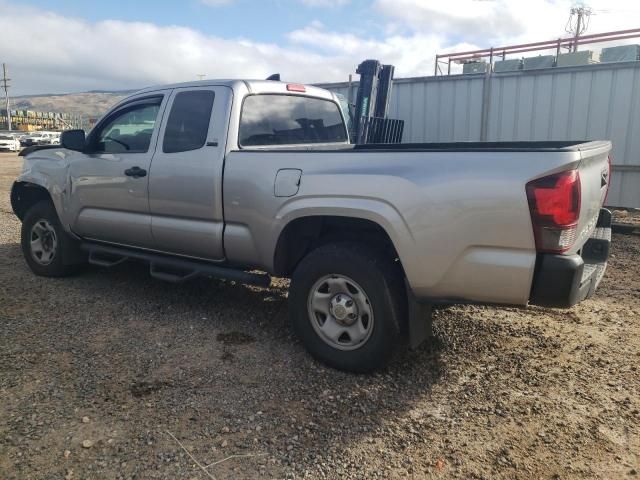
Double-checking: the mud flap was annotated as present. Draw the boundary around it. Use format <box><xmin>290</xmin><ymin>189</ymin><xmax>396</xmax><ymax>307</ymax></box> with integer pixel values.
<box><xmin>405</xmin><ymin>281</ymin><xmax>434</xmax><ymax>349</ymax></box>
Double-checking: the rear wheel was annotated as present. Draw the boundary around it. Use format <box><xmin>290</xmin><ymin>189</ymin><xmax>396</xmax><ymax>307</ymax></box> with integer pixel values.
<box><xmin>289</xmin><ymin>242</ymin><xmax>404</xmax><ymax>373</ymax></box>
<box><xmin>21</xmin><ymin>200</ymin><xmax>83</xmax><ymax>277</ymax></box>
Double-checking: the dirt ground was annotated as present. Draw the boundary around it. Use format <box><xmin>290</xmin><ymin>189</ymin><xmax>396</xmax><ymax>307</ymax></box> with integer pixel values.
<box><xmin>0</xmin><ymin>151</ymin><xmax>638</xmax><ymax>479</ymax></box>
<box><xmin>612</xmin><ymin>208</ymin><xmax>640</xmax><ymax>231</ymax></box>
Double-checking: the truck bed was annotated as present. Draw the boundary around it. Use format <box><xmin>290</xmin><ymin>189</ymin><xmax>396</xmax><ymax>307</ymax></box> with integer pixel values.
<box><xmin>353</xmin><ymin>140</ymin><xmax>604</xmax><ymax>152</ymax></box>
<box><xmin>225</xmin><ymin>139</ymin><xmax>611</xmax><ymax>305</ymax></box>
<box><xmin>248</xmin><ymin>140</ymin><xmax>607</xmax><ymax>153</ymax></box>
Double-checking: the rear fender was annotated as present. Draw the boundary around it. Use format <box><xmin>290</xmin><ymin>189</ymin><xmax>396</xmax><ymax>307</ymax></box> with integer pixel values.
<box><xmin>272</xmin><ymin>196</ymin><xmax>419</xmax><ymax>283</ymax></box>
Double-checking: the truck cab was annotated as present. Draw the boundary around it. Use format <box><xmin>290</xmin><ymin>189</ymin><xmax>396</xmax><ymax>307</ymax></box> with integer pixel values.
<box><xmin>44</xmin><ymin>81</ymin><xmax>347</xmax><ymax>258</ymax></box>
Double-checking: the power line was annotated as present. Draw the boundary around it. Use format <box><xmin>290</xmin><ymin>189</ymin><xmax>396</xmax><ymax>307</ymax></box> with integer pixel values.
<box><xmin>565</xmin><ymin>4</ymin><xmax>593</xmax><ymax>52</ymax></box>
<box><xmin>1</xmin><ymin>63</ymin><xmax>11</xmax><ymax>131</ymax></box>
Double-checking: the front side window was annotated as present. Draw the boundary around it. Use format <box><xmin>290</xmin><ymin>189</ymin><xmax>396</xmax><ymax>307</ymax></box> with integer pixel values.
<box><xmin>91</xmin><ymin>99</ymin><xmax>161</xmax><ymax>153</ymax></box>
<box><xmin>163</xmin><ymin>90</ymin><xmax>215</xmax><ymax>153</ymax></box>
<box><xmin>239</xmin><ymin>95</ymin><xmax>347</xmax><ymax>147</ymax></box>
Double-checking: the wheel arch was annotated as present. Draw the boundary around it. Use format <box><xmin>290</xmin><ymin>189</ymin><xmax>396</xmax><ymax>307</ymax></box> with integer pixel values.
<box><xmin>11</xmin><ymin>181</ymin><xmax>56</xmax><ymax>221</ymax></box>
<box><xmin>273</xmin><ymin>213</ymin><xmax>405</xmax><ymax>277</ymax></box>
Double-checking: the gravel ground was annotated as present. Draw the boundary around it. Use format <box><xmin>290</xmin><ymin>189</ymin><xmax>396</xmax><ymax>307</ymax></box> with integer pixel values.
<box><xmin>613</xmin><ymin>209</ymin><xmax>640</xmax><ymax>231</ymax></box>
<box><xmin>1</xmin><ymin>151</ymin><xmax>639</xmax><ymax>479</ymax></box>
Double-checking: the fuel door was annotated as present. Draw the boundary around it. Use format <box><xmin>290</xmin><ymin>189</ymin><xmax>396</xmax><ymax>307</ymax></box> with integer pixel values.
<box><xmin>274</xmin><ymin>169</ymin><xmax>302</xmax><ymax>197</ymax></box>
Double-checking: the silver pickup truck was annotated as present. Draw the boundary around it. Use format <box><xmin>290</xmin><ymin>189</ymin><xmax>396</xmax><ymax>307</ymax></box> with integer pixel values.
<box><xmin>11</xmin><ymin>79</ymin><xmax>612</xmax><ymax>372</ymax></box>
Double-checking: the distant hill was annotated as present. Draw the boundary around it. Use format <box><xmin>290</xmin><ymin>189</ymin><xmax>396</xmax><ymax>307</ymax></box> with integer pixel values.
<box><xmin>11</xmin><ymin>91</ymin><xmax>134</xmax><ymax>119</ymax></box>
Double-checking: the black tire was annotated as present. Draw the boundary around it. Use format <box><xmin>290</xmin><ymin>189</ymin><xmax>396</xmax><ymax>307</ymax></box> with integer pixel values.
<box><xmin>289</xmin><ymin>242</ymin><xmax>405</xmax><ymax>373</ymax></box>
<box><xmin>21</xmin><ymin>200</ymin><xmax>83</xmax><ymax>277</ymax></box>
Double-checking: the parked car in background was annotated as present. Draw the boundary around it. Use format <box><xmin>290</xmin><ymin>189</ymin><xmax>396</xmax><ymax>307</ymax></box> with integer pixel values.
<box><xmin>19</xmin><ymin>132</ymin><xmax>46</xmax><ymax>147</ymax></box>
<box><xmin>11</xmin><ymin>79</ymin><xmax>613</xmax><ymax>372</ymax></box>
<box><xmin>20</xmin><ymin>132</ymin><xmax>57</xmax><ymax>147</ymax></box>
<box><xmin>0</xmin><ymin>133</ymin><xmax>22</xmax><ymax>151</ymax></box>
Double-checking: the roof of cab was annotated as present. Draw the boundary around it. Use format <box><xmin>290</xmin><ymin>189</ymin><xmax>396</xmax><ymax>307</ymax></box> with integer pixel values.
<box><xmin>133</xmin><ymin>79</ymin><xmax>335</xmax><ymax>101</ymax></box>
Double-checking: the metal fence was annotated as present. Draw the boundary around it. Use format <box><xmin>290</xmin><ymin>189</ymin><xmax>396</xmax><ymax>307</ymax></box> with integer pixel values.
<box><xmin>356</xmin><ymin>117</ymin><xmax>404</xmax><ymax>144</ymax></box>
<box><xmin>319</xmin><ymin>61</ymin><xmax>640</xmax><ymax>208</ymax></box>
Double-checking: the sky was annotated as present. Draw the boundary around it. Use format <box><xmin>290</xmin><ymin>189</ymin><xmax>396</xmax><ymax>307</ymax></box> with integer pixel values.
<box><xmin>1</xmin><ymin>0</ymin><xmax>640</xmax><ymax>95</ymax></box>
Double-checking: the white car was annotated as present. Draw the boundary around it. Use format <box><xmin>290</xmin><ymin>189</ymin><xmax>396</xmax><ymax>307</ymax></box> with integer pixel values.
<box><xmin>20</xmin><ymin>132</ymin><xmax>59</xmax><ymax>147</ymax></box>
<box><xmin>0</xmin><ymin>134</ymin><xmax>21</xmax><ymax>151</ymax></box>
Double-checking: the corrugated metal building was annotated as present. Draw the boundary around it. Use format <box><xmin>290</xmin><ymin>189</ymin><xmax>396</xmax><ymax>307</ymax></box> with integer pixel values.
<box><xmin>319</xmin><ymin>61</ymin><xmax>640</xmax><ymax>208</ymax></box>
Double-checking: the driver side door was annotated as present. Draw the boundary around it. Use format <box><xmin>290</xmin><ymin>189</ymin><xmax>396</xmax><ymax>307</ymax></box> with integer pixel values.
<box><xmin>69</xmin><ymin>93</ymin><xmax>169</xmax><ymax>249</ymax></box>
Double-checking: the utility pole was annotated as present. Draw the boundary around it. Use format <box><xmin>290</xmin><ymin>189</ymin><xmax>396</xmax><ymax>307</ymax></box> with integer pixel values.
<box><xmin>1</xmin><ymin>63</ymin><xmax>11</xmax><ymax>131</ymax></box>
<box><xmin>566</xmin><ymin>4</ymin><xmax>592</xmax><ymax>52</ymax></box>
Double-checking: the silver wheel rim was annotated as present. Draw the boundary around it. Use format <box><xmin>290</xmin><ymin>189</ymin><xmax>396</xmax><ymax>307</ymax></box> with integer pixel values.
<box><xmin>30</xmin><ymin>219</ymin><xmax>58</xmax><ymax>266</ymax></box>
<box><xmin>307</xmin><ymin>274</ymin><xmax>374</xmax><ymax>351</ymax></box>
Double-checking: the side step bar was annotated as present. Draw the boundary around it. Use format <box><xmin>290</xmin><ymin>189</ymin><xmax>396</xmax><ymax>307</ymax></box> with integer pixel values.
<box><xmin>81</xmin><ymin>243</ymin><xmax>271</xmax><ymax>288</ymax></box>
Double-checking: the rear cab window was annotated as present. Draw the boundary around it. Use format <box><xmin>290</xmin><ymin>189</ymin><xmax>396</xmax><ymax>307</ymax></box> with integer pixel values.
<box><xmin>239</xmin><ymin>94</ymin><xmax>347</xmax><ymax>147</ymax></box>
<box><xmin>163</xmin><ymin>90</ymin><xmax>215</xmax><ymax>153</ymax></box>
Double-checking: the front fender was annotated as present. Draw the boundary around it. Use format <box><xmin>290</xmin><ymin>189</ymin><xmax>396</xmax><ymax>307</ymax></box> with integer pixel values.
<box><xmin>14</xmin><ymin>149</ymin><xmax>72</xmax><ymax>229</ymax></box>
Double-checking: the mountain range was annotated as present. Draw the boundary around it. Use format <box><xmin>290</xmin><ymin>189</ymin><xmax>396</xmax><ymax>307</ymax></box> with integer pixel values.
<box><xmin>11</xmin><ymin>90</ymin><xmax>134</xmax><ymax>119</ymax></box>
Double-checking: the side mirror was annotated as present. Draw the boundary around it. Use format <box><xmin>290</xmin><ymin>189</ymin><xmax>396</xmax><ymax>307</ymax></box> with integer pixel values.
<box><xmin>61</xmin><ymin>129</ymin><xmax>86</xmax><ymax>151</ymax></box>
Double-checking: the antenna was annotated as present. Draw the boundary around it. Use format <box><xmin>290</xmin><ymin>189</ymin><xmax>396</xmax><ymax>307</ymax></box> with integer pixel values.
<box><xmin>1</xmin><ymin>64</ymin><xmax>11</xmax><ymax>131</ymax></box>
<box><xmin>565</xmin><ymin>3</ymin><xmax>592</xmax><ymax>52</ymax></box>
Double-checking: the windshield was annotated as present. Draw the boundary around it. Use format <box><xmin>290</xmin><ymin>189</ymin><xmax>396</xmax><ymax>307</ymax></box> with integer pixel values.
<box><xmin>0</xmin><ymin>135</ymin><xmax>14</xmax><ymax>140</ymax></box>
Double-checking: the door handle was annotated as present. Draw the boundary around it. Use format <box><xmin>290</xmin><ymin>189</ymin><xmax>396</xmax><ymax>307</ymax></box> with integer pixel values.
<box><xmin>124</xmin><ymin>166</ymin><xmax>147</xmax><ymax>178</ymax></box>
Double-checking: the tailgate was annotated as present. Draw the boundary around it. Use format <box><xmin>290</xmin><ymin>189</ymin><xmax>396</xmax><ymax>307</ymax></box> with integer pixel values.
<box><xmin>571</xmin><ymin>141</ymin><xmax>611</xmax><ymax>253</ymax></box>
<box><xmin>529</xmin><ymin>140</ymin><xmax>612</xmax><ymax>307</ymax></box>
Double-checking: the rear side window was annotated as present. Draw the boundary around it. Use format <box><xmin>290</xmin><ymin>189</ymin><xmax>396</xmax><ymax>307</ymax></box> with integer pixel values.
<box><xmin>239</xmin><ymin>95</ymin><xmax>347</xmax><ymax>147</ymax></box>
<box><xmin>163</xmin><ymin>90</ymin><xmax>215</xmax><ymax>153</ymax></box>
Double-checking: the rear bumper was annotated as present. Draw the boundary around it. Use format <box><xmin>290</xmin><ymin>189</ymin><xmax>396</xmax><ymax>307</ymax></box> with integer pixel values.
<box><xmin>529</xmin><ymin>209</ymin><xmax>611</xmax><ymax>308</ymax></box>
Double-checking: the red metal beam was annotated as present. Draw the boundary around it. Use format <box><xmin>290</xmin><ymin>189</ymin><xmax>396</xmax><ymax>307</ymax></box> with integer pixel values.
<box><xmin>575</xmin><ymin>33</ymin><xmax>640</xmax><ymax>45</ymax></box>
<box><xmin>451</xmin><ymin>34</ymin><xmax>640</xmax><ymax>63</ymax></box>
<box><xmin>569</xmin><ymin>27</ymin><xmax>640</xmax><ymax>42</ymax></box>
<box><xmin>442</xmin><ymin>39</ymin><xmax>567</xmax><ymax>59</ymax></box>
<box><xmin>436</xmin><ymin>27</ymin><xmax>640</xmax><ymax>63</ymax></box>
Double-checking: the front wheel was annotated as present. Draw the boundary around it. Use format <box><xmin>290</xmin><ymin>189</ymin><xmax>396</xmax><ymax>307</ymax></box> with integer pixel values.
<box><xmin>289</xmin><ymin>242</ymin><xmax>404</xmax><ymax>373</ymax></box>
<box><xmin>21</xmin><ymin>200</ymin><xmax>83</xmax><ymax>277</ymax></box>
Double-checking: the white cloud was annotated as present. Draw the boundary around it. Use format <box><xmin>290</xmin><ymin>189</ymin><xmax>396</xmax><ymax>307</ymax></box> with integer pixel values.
<box><xmin>2</xmin><ymin>0</ymin><xmax>640</xmax><ymax>95</ymax></box>
<box><xmin>288</xmin><ymin>22</ymin><xmax>479</xmax><ymax>76</ymax></box>
<box><xmin>368</xmin><ymin>0</ymin><xmax>640</xmax><ymax>73</ymax></box>
<box><xmin>375</xmin><ymin>0</ymin><xmax>525</xmax><ymax>42</ymax></box>
<box><xmin>200</xmin><ymin>0</ymin><xmax>350</xmax><ymax>6</ymax></box>
<box><xmin>199</xmin><ymin>0</ymin><xmax>235</xmax><ymax>5</ymax></box>
<box><xmin>0</xmin><ymin>3</ymin><xmax>349</xmax><ymax>95</ymax></box>
<box><xmin>374</xmin><ymin>0</ymin><xmax>640</xmax><ymax>45</ymax></box>
<box><xmin>300</xmin><ymin>0</ymin><xmax>350</xmax><ymax>6</ymax></box>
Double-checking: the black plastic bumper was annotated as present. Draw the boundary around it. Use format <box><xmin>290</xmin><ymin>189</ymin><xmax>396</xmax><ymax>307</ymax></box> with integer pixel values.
<box><xmin>529</xmin><ymin>209</ymin><xmax>612</xmax><ymax>308</ymax></box>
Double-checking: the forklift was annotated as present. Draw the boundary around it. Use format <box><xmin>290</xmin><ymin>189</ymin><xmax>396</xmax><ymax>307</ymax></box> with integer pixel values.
<box><xmin>269</xmin><ymin>59</ymin><xmax>404</xmax><ymax>145</ymax></box>
<box><xmin>342</xmin><ymin>59</ymin><xmax>404</xmax><ymax>145</ymax></box>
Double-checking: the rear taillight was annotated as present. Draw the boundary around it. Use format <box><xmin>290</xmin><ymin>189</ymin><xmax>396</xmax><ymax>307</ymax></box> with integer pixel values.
<box><xmin>526</xmin><ymin>169</ymin><xmax>581</xmax><ymax>253</ymax></box>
